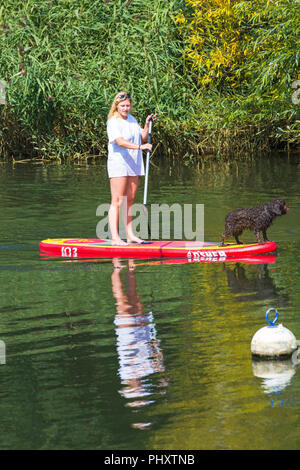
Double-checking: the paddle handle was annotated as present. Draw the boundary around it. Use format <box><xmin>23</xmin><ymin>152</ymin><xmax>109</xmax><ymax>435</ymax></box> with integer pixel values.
<box><xmin>143</xmin><ymin>118</ymin><xmax>153</xmax><ymax>206</ymax></box>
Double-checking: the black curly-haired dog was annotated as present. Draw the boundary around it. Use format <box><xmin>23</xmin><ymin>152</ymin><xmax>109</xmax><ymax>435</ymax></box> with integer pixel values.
<box><xmin>220</xmin><ymin>198</ymin><xmax>290</xmax><ymax>246</ymax></box>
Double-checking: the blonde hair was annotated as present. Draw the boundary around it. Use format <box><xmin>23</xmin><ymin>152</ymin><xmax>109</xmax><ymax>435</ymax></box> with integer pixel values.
<box><xmin>107</xmin><ymin>91</ymin><xmax>132</xmax><ymax>120</ymax></box>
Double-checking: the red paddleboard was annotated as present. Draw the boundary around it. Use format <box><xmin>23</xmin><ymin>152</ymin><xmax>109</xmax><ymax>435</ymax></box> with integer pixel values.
<box><xmin>39</xmin><ymin>238</ymin><xmax>277</xmax><ymax>261</ymax></box>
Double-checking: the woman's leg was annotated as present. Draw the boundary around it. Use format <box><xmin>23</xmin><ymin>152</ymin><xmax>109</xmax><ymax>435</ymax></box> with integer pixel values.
<box><xmin>109</xmin><ymin>176</ymin><xmax>128</xmax><ymax>245</ymax></box>
<box><xmin>125</xmin><ymin>176</ymin><xmax>144</xmax><ymax>243</ymax></box>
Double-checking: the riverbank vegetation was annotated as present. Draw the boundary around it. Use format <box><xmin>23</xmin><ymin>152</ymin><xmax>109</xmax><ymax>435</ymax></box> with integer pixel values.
<box><xmin>0</xmin><ymin>0</ymin><xmax>299</xmax><ymax>161</ymax></box>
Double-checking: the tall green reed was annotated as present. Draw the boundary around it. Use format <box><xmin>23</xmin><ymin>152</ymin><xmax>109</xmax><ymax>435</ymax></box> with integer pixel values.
<box><xmin>0</xmin><ymin>0</ymin><xmax>299</xmax><ymax>160</ymax></box>
<box><xmin>1</xmin><ymin>0</ymin><xmax>197</xmax><ymax>159</ymax></box>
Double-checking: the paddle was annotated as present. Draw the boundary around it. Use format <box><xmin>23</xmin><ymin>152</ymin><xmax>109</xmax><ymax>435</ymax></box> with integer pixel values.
<box><xmin>143</xmin><ymin>117</ymin><xmax>153</xmax><ymax>206</ymax></box>
<box><xmin>143</xmin><ymin>117</ymin><xmax>153</xmax><ymax>239</ymax></box>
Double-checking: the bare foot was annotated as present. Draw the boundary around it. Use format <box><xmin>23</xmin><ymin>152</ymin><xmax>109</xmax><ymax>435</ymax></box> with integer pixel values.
<box><xmin>127</xmin><ymin>236</ymin><xmax>145</xmax><ymax>244</ymax></box>
<box><xmin>128</xmin><ymin>260</ymin><xmax>135</xmax><ymax>271</ymax></box>
<box><xmin>112</xmin><ymin>258</ymin><xmax>124</xmax><ymax>270</ymax></box>
<box><xmin>111</xmin><ymin>238</ymin><xmax>127</xmax><ymax>246</ymax></box>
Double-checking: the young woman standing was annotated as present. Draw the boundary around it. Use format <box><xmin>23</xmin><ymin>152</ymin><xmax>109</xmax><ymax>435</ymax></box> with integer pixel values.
<box><xmin>106</xmin><ymin>92</ymin><xmax>157</xmax><ymax>245</ymax></box>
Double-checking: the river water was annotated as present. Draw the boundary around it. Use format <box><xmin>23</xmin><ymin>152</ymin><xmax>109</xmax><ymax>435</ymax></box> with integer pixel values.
<box><xmin>0</xmin><ymin>153</ymin><xmax>300</xmax><ymax>450</ymax></box>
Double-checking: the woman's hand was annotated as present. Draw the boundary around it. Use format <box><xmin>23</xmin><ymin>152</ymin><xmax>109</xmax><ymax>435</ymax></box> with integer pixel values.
<box><xmin>145</xmin><ymin>113</ymin><xmax>158</xmax><ymax>125</ymax></box>
<box><xmin>140</xmin><ymin>143</ymin><xmax>152</xmax><ymax>152</ymax></box>
<box><xmin>142</xmin><ymin>113</ymin><xmax>157</xmax><ymax>143</ymax></box>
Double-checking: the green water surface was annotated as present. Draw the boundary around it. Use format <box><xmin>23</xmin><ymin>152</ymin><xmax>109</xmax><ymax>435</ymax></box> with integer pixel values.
<box><xmin>0</xmin><ymin>154</ymin><xmax>300</xmax><ymax>450</ymax></box>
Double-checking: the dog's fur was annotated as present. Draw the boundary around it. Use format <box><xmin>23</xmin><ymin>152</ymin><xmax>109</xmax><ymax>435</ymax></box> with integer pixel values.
<box><xmin>220</xmin><ymin>198</ymin><xmax>289</xmax><ymax>246</ymax></box>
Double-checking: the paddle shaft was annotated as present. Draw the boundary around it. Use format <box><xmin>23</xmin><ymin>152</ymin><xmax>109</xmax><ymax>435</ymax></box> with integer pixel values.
<box><xmin>143</xmin><ymin>118</ymin><xmax>153</xmax><ymax>206</ymax></box>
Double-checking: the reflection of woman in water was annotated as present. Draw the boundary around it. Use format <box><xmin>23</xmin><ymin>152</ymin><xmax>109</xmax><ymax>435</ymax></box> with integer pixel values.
<box><xmin>111</xmin><ymin>258</ymin><xmax>166</xmax><ymax>407</ymax></box>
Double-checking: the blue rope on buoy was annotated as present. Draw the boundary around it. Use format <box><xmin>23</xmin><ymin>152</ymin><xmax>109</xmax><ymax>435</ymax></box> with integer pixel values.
<box><xmin>265</xmin><ymin>308</ymin><xmax>279</xmax><ymax>328</ymax></box>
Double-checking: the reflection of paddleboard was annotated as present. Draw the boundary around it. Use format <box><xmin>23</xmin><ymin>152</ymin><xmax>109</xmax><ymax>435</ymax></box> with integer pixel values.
<box><xmin>134</xmin><ymin>255</ymin><xmax>277</xmax><ymax>265</ymax></box>
<box><xmin>39</xmin><ymin>238</ymin><xmax>277</xmax><ymax>260</ymax></box>
<box><xmin>40</xmin><ymin>254</ymin><xmax>277</xmax><ymax>265</ymax></box>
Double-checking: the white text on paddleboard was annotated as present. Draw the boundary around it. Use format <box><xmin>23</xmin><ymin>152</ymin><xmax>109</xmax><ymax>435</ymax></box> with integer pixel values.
<box><xmin>61</xmin><ymin>246</ymin><xmax>78</xmax><ymax>257</ymax></box>
<box><xmin>187</xmin><ymin>250</ymin><xmax>227</xmax><ymax>260</ymax></box>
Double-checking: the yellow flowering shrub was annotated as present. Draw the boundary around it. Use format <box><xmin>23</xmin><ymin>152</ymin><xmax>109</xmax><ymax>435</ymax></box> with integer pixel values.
<box><xmin>176</xmin><ymin>0</ymin><xmax>300</xmax><ymax>94</ymax></box>
<box><xmin>176</xmin><ymin>0</ymin><xmax>243</xmax><ymax>85</ymax></box>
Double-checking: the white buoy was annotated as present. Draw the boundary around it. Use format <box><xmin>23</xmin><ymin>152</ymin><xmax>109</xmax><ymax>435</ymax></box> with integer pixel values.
<box><xmin>252</xmin><ymin>359</ymin><xmax>296</xmax><ymax>394</ymax></box>
<box><xmin>251</xmin><ymin>308</ymin><xmax>298</xmax><ymax>359</ymax></box>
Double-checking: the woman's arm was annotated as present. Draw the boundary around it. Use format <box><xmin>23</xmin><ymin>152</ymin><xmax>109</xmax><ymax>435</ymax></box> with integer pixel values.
<box><xmin>115</xmin><ymin>137</ymin><xmax>152</xmax><ymax>152</ymax></box>
<box><xmin>114</xmin><ymin>113</ymin><xmax>157</xmax><ymax>150</ymax></box>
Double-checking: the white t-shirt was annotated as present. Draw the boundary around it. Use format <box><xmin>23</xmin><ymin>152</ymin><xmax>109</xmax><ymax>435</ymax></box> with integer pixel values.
<box><xmin>107</xmin><ymin>114</ymin><xmax>145</xmax><ymax>177</ymax></box>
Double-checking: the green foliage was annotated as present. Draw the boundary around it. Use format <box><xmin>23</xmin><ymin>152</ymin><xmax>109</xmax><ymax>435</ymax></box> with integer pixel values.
<box><xmin>0</xmin><ymin>0</ymin><xmax>195</xmax><ymax>158</ymax></box>
<box><xmin>176</xmin><ymin>0</ymin><xmax>300</xmax><ymax>139</ymax></box>
<box><xmin>235</xmin><ymin>1</ymin><xmax>300</xmax><ymax>86</ymax></box>
<box><xmin>0</xmin><ymin>0</ymin><xmax>299</xmax><ymax>160</ymax></box>
<box><xmin>176</xmin><ymin>0</ymin><xmax>243</xmax><ymax>86</ymax></box>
